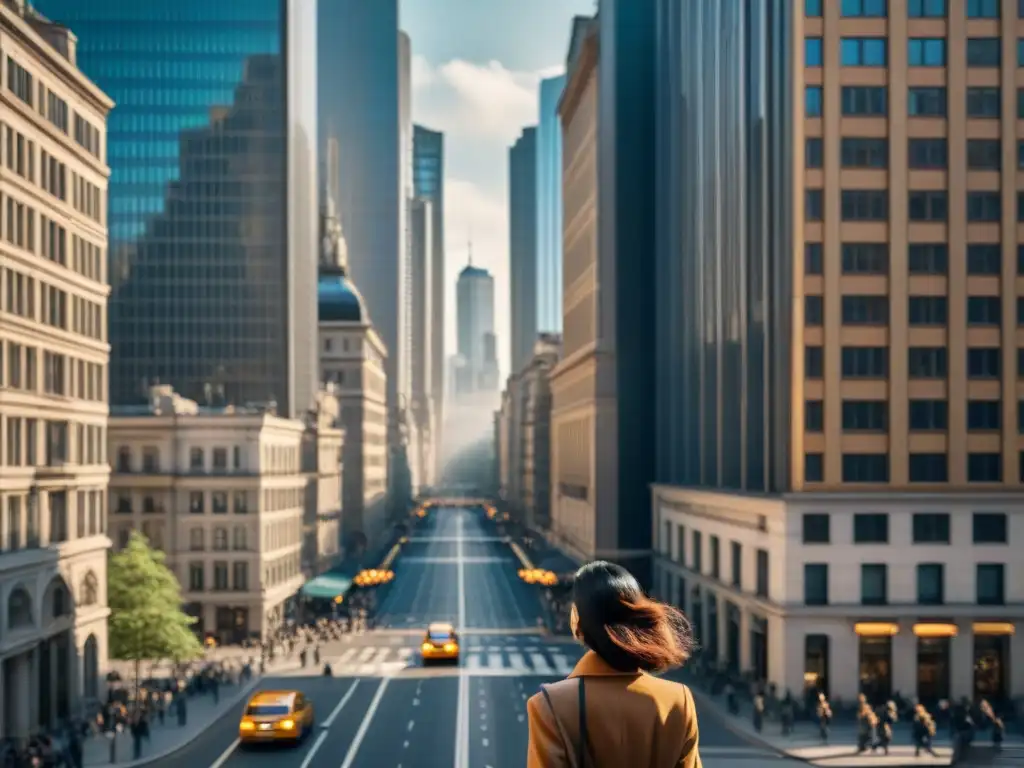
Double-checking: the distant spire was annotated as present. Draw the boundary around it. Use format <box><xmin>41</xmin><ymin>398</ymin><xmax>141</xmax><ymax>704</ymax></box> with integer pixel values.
<box><xmin>320</xmin><ymin>136</ymin><xmax>348</xmax><ymax>273</ymax></box>
<box><xmin>467</xmin><ymin>237</ymin><xmax>473</xmax><ymax>267</ymax></box>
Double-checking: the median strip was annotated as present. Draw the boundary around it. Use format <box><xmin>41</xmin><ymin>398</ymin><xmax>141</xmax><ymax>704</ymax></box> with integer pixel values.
<box><xmin>509</xmin><ymin>540</ymin><xmax>534</xmax><ymax>570</ymax></box>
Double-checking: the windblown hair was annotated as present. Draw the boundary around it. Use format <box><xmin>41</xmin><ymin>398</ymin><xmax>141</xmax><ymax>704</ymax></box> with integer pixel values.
<box><xmin>573</xmin><ymin>560</ymin><xmax>696</xmax><ymax>673</ymax></box>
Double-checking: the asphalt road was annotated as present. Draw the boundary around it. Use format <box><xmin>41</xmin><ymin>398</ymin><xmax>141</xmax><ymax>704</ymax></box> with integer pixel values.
<box><xmin>149</xmin><ymin>506</ymin><xmax>805</xmax><ymax>768</ymax></box>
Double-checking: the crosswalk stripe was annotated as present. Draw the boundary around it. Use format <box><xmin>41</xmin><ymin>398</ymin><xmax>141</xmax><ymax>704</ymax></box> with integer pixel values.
<box><xmin>552</xmin><ymin>654</ymin><xmax>574</xmax><ymax>676</ymax></box>
<box><xmin>309</xmin><ymin>644</ymin><xmax>584</xmax><ymax>676</ymax></box>
<box><xmin>530</xmin><ymin>653</ymin><xmax>554</xmax><ymax>675</ymax></box>
<box><xmin>487</xmin><ymin>652</ymin><xmax>503</xmax><ymax>668</ymax></box>
<box><xmin>466</xmin><ymin>654</ymin><xmax>483</xmax><ymax>670</ymax></box>
<box><xmin>356</xmin><ymin>647</ymin><xmax>376</xmax><ymax>663</ymax></box>
<box><xmin>335</xmin><ymin>648</ymin><xmax>358</xmax><ymax>664</ymax></box>
<box><xmin>508</xmin><ymin>653</ymin><xmax>527</xmax><ymax>670</ymax></box>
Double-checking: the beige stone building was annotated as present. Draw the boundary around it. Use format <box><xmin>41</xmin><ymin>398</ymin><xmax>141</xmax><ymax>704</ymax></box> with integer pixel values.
<box><xmin>550</xmin><ymin>18</ymin><xmax>611</xmax><ymax>563</ymax></box>
<box><xmin>0</xmin><ymin>0</ymin><xmax>112</xmax><ymax>738</ymax></box>
<box><xmin>317</xmin><ymin>185</ymin><xmax>389</xmax><ymax>549</ymax></box>
<box><xmin>300</xmin><ymin>387</ymin><xmax>343</xmax><ymax>578</ymax></box>
<box><xmin>108</xmin><ymin>386</ymin><xmax>309</xmax><ymax>643</ymax></box>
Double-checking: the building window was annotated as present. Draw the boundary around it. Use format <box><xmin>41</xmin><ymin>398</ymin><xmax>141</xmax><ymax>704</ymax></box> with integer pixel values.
<box><xmin>917</xmin><ymin>564</ymin><xmax>945</xmax><ymax>605</ymax></box>
<box><xmin>842</xmin><ymin>401</ymin><xmax>887</xmax><ymax>431</ymax></box>
<box><xmin>908</xmin><ymin>244</ymin><xmax>948</xmax><ymax>275</ymax></box>
<box><xmin>805</xmin><ymin>453</ymin><xmax>824</xmax><ymax>482</ymax></box>
<box><xmin>804</xmin><ymin>635</ymin><xmax>830</xmax><ymax>695</ymax></box>
<box><xmin>968</xmin><ymin>453</ymin><xmax>1002</xmax><ymax>482</ymax></box>
<box><xmin>806</xmin><ymin>0</ymin><xmax>822</xmax><ymax>15</ymax></box>
<box><xmin>213</xmin><ymin>448</ymin><xmax>228</xmax><ymax>471</ymax></box>
<box><xmin>841</xmin><ymin>138</ymin><xmax>888</xmax><ymax>168</ymax></box>
<box><xmin>805</xmin><ymin>296</ymin><xmax>823</xmax><ymax>325</ymax></box>
<box><xmin>842</xmin><ymin>244</ymin><xmax>888</xmax><ymax>274</ymax></box>
<box><xmin>842</xmin><ymin>454</ymin><xmax>888</xmax><ymax>482</ymax></box>
<box><xmin>805</xmin><ymin>243</ymin><xmax>823</xmax><ymax>274</ymax></box>
<box><xmin>967</xmin><ymin>140</ymin><xmax>1001</xmax><ymax>171</ymax></box>
<box><xmin>189</xmin><ymin>528</ymin><xmax>204</xmax><ymax>551</ymax></box>
<box><xmin>908</xmin><ymin>138</ymin><xmax>947</xmax><ymax>169</ymax></box>
<box><xmin>913</xmin><ymin>513</ymin><xmax>951</xmax><ymax>543</ymax></box>
<box><xmin>842</xmin><ymin>86</ymin><xmax>887</xmax><ymax>115</ymax></box>
<box><xmin>232</xmin><ymin>562</ymin><xmax>248</xmax><ymax>591</ymax></box>
<box><xmin>909</xmin><ymin>0</ymin><xmax>946</xmax><ymax>16</ymax></box>
<box><xmin>212</xmin><ymin>492</ymin><xmax>228</xmax><ymax>514</ymax></box>
<box><xmin>842</xmin><ymin>296</ymin><xmax>888</xmax><ymax>325</ymax></box>
<box><xmin>755</xmin><ymin>550</ymin><xmax>768</xmax><ymax>598</ymax></box>
<box><xmin>967</xmin><ymin>400</ymin><xmax>1001</xmax><ymax>431</ymax></box>
<box><xmin>213</xmin><ymin>528</ymin><xmax>228</xmax><ymax>551</ymax></box>
<box><xmin>234</xmin><ymin>492</ymin><xmax>248</xmax><ymax>514</ymax></box>
<box><xmin>806</xmin><ymin>190</ymin><xmax>823</xmax><ymax>220</ymax></box>
<box><xmin>214</xmin><ymin>562</ymin><xmax>229</xmax><ymax>591</ymax></box>
<box><xmin>967</xmin><ymin>348</ymin><xmax>1000</xmax><ymax>378</ymax></box>
<box><xmin>730</xmin><ymin>541</ymin><xmax>742</xmax><ymax>588</ymax></box>
<box><xmin>804</xmin><ymin>564</ymin><xmax>829</xmax><ymax>606</ymax></box>
<box><xmin>967</xmin><ymin>0</ymin><xmax>999</xmax><ymax>17</ymax></box>
<box><xmin>806</xmin><ymin>138</ymin><xmax>823</xmax><ymax>168</ymax></box>
<box><xmin>861</xmin><ymin>564</ymin><xmax>888</xmax><ymax>605</ymax></box>
<box><xmin>710</xmin><ymin>536</ymin><xmax>721</xmax><ymax>579</ymax></box>
<box><xmin>189</xmin><ymin>448</ymin><xmax>203</xmax><ymax>470</ymax></box>
<box><xmin>806</xmin><ymin>38</ymin><xmax>823</xmax><ymax>67</ymax></box>
<box><xmin>967</xmin><ymin>244</ymin><xmax>1001</xmax><ymax>275</ymax></box>
<box><xmin>909</xmin><ymin>454</ymin><xmax>948</xmax><ymax>482</ymax></box>
<box><xmin>909</xmin><ymin>87</ymin><xmax>946</xmax><ymax>116</ymax></box>
<box><xmin>691</xmin><ymin>531</ymin><xmax>702</xmax><ymax>573</ymax></box>
<box><xmin>803</xmin><ymin>513</ymin><xmax>830</xmax><ymax>544</ymax></box>
<box><xmin>841</xmin><ymin>190</ymin><xmax>887</xmax><ymax>220</ymax></box>
<box><xmin>805</xmin><ymin>400</ymin><xmax>824</xmax><ymax>432</ymax></box>
<box><xmin>967</xmin><ymin>297</ymin><xmax>1001</xmax><ymax>326</ymax></box>
<box><xmin>909</xmin><ymin>191</ymin><xmax>948</xmax><ymax>221</ymax></box>
<box><xmin>841</xmin><ymin>347</ymin><xmax>888</xmax><ymax>378</ymax></box>
<box><xmin>854</xmin><ymin>513</ymin><xmax>889</xmax><ymax>543</ymax></box>
<box><xmin>967</xmin><ymin>192</ymin><xmax>1001</xmax><ymax>222</ymax></box>
<box><xmin>841</xmin><ymin>38</ymin><xmax>887</xmax><ymax>66</ymax></box>
<box><xmin>188</xmin><ymin>563</ymin><xmax>204</xmax><ymax>591</ymax></box>
<box><xmin>973</xmin><ymin>512</ymin><xmax>1007</xmax><ymax>543</ymax></box>
<box><xmin>806</xmin><ymin>347</ymin><xmax>824</xmax><ymax>378</ymax></box>
<box><xmin>841</xmin><ymin>0</ymin><xmax>887</xmax><ymax>16</ymax></box>
<box><xmin>806</xmin><ymin>86</ymin><xmax>823</xmax><ymax>116</ymax></box>
<box><xmin>908</xmin><ymin>38</ymin><xmax>946</xmax><ymax>66</ymax></box>
<box><xmin>189</xmin><ymin>491</ymin><xmax>204</xmax><ymax>514</ymax></box>
<box><xmin>966</xmin><ymin>38</ymin><xmax>1000</xmax><ymax>67</ymax></box>
<box><xmin>967</xmin><ymin>87</ymin><xmax>1000</xmax><ymax>118</ymax></box>
<box><xmin>908</xmin><ymin>348</ymin><xmax>948</xmax><ymax>379</ymax></box>
<box><xmin>976</xmin><ymin>564</ymin><xmax>1005</xmax><ymax>605</ymax></box>
<box><xmin>116</xmin><ymin>447</ymin><xmax>131</xmax><ymax>472</ymax></box>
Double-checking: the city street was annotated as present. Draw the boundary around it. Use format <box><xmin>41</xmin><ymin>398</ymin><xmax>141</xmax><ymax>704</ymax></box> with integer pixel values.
<box><xmin>150</xmin><ymin>507</ymin><xmax>800</xmax><ymax>768</ymax></box>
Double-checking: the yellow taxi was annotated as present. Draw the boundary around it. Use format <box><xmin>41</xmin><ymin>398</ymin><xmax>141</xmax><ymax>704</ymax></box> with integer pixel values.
<box><xmin>238</xmin><ymin>691</ymin><xmax>315</xmax><ymax>745</ymax></box>
<box><xmin>421</xmin><ymin>622</ymin><xmax>460</xmax><ymax>663</ymax></box>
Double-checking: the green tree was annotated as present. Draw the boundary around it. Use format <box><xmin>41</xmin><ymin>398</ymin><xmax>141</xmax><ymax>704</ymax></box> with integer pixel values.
<box><xmin>108</xmin><ymin>531</ymin><xmax>202</xmax><ymax>699</ymax></box>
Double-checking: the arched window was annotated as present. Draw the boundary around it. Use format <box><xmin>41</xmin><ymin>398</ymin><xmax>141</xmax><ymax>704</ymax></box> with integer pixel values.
<box><xmin>7</xmin><ymin>587</ymin><xmax>33</xmax><ymax>629</ymax></box>
<box><xmin>189</xmin><ymin>528</ymin><xmax>204</xmax><ymax>551</ymax></box>
<box><xmin>45</xmin><ymin>576</ymin><xmax>72</xmax><ymax>619</ymax></box>
<box><xmin>213</xmin><ymin>527</ymin><xmax>228</xmax><ymax>551</ymax></box>
<box><xmin>80</xmin><ymin>572</ymin><xmax>99</xmax><ymax>607</ymax></box>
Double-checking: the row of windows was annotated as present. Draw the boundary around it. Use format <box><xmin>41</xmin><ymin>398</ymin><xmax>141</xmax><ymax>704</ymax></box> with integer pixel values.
<box><xmin>0</xmin><ymin>340</ymin><xmax>105</xmax><ymax>403</ymax></box>
<box><xmin>807</xmin><ymin>0</ymin><xmax>1012</xmax><ymax>18</ymax></box>
<box><xmin>186</xmin><ymin>560</ymin><xmax>249</xmax><ymax>593</ymax></box>
<box><xmin>804</xmin><ymin>451</ymin><xmax>1024</xmax><ymax>482</ymax></box>
<box><xmin>3</xmin><ymin>490</ymin><xmax>106</xmax><ymax>553</ymax></box>
<box><xmin>805</xmin><ymin>242</ymin><xmax>1024</xmax><ymax>276</ymax></box>
<box><xmin>805</xmin><ymin>136</ymin><xmax>1024</xmax><ymax>171</ymax></box>
<box><xmin>659</xmin><ymin>522</ymin><xmax>770</xmax><ymax>599</ymax></box>
<box><xmin>803</xmin><ymin>562</ymin><xmax>1006</xmax><ymax>607</ymax></box>
<box><xmin>2</xmin><ymin>263</ymin><xmax>105</xmax><ymax>342</ymax></box>
<box><xmin>113</xmin><ymin>488</ymin><xmax>249</xmax><ymax>516</ymax></box>
<box><xmin>806</xmin><ymin>37</ymin><xmax>1023</xmax><ymax>68</ymax></box>
<box><xmin>808</xmin><ymin>84</ymin><xmax>1021</xmax><ymax>118</ymax></box>
<box><xmin>187</xmin><ymin>525</ymin><xmax>250</xmax><ymax>552</ymax></box>
<box><xmin>805</xmin><ymin>190</ymin><xmax>1024</xmax><ymax>223</ymax></box>
<box><xmin>807</xmin><ymin>345</ymin><xmax>1024</xmax><ymax>379</ymax></box>
<box><xmin>805</xmin><ymin>399</ymin><xmax>1024</xmax><ymax>433</ymax></box>
<box><xmin>1</xmin><ymin>415</ymin><xmax>105</xmax><ymax>468</ymax></box>
<box><xmin>805</xmin><ymin>295</ymin><xmax>1024</xmax><ymax>327</ymax></box>
<box><xmin>802</xmin><ymin>510</ymin><xmax>1008</xmax><ymax>545</ymax></box>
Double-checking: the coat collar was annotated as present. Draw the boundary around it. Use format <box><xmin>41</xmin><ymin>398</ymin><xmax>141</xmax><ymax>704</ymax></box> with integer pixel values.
<box><xmin>567</xmin><ymin>650</ymin><xmax>643</xmax><ymax>678</ymax></box>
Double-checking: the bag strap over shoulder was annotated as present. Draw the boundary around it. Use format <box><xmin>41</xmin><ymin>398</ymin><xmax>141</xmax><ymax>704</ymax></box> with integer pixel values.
<box><xmin>540</xmin><ymin>684</ymin><xmax>579</xmax><ymax>768</ymax></box>
<box><xmin>577</xmin><ymin>677</ymin><xmax>588</xmax><ymax>767</ymax></box>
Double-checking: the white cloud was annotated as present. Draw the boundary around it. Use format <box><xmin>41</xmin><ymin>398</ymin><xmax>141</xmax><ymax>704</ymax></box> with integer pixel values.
<box><xmin>412</xmin><ymin>54</ymin><xmax>562</xmax><ymax>143</ymax></box>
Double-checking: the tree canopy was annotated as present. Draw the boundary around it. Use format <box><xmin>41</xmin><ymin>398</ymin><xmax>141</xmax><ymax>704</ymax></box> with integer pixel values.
<box><xmin>107</xmin><ymin>531</ymin><xmax>203</xmax><ymax>663</ymax></box>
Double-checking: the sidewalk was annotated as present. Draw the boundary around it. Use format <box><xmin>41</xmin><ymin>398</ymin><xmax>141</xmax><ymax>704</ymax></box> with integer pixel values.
<box><xmin>83</xmin><ymin>656</ymin><xmax>300</xmax><ymax>767</ymax></box>
<box><xmin>686</xmin><ymin>677</ymin><xmax>1022</xmax><ymax>767</ymax></box>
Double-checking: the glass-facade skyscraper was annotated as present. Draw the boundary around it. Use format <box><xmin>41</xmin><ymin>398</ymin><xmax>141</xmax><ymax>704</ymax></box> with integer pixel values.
<box><xmin>33</xmin><ymin>0</ymin><xmax>319</xmax><ymax>417</ymax></box>
<box><xmin>536</xmin><ymin>74</ymin><xmax>565</xmax><ymax>335</ymax></box>
<box><xmin>413</xmin><ymin>124</ymin><xmax>445</xmax><ymax>431</ymax></box>
<box><xmin>509</xmin><ymin>127</ymin><xmax>537</xmax><ymax>375</ymax></box>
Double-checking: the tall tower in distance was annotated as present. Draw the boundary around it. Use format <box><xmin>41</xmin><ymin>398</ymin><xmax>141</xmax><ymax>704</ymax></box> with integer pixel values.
<box><xmin>456</xmin><ymin>244</ymin><xmax>498</xmax><ymax>397</ymax></box>
<box><xmin>509</xmin><ymin>126</ymin><xmax>538</xmax><ymax>376</ymax></box>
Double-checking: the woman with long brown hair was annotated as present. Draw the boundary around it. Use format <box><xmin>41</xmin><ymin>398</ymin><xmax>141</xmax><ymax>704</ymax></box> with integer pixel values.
<box><xmin>526</xmin><ymin>561</ymin><xmax>702</xmax><ymax>767</ymax></box>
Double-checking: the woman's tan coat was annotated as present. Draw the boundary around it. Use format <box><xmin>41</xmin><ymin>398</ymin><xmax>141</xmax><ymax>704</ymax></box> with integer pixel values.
<box><xmin>526</xmin><ymin>650</ymin><xmax>702</xmax><ymax>767</ymax></box>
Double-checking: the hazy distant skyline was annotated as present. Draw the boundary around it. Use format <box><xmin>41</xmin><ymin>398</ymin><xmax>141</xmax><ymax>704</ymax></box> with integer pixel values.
<box><xmin>401</xmin><ymin>0</ymin><xmax>594</xmax><ymax>382</ymax></box>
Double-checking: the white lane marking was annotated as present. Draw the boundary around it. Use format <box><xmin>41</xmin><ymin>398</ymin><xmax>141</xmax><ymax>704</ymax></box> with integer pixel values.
<box><xmin>413</xmin><ymin>698</ymin><xmax>420</xmax><ymax>706</ymax></box>
<box><xmin>321</xmin><ymin>680</ymin><xmax>361</xmax><ymax>728</ymax></box>
<box><xmin>339</xmin><ymin>678</ymin><xmax>391</xmax><ymax>768</ymax></box>
<box><xmin>298</xmin><ymin>731</ymin><xmax>329</xmax><ymax>768</ymax></box>
<box><xmin>517</xmin><ymin>714</ymin><xmax>524</xmax><ymax>722</ymax></box>
<box><xmin>465</xmin><ymin>654</ymin><xmax>483</xmax><ymax>670</ymax></box>
<box><xmin>404</xmin><ymin>740</ymin><xmax>410</xmax><ymax>748</ymax></box>
<box><xmin>530</xmin><ymin>653</ymin><xmax>553</xmax><ymax>675</ymax></box>
<box><xmin>208</xmin><ymin>738</ymin><xmax>239</xmax><ymax>768</ymax></box>
<box><xmin>482</xmin><ymin>738</ymin><xmax>489</xmax><ymax>747</ymax></box>
<box><xmin>407</xmin><ymin>720</ymin><xmax>415</xmax><ymax>732</ymax></box>
<box><xmin>356</xmin><ymin>647</ymin><xmax>376</xmax><ymax>663</ymax></box>
<box><xmin>487</xmin><ymin>653</ymin><xmax>502</xmax><ymax>668</ymax></box>
<box><xmin>508</xmin><ymin>653</ymin><xmax>527</xmax><ymax>670</ymax></box>
<box><xmin>335</xmin><ymin>648</ymin><xmax>358</xmax><ymax>665</ymax></box>
<box><xmin>454</xmin><ymin>510</ymin><xmax>470</xmax><ymax>768</ymax></box>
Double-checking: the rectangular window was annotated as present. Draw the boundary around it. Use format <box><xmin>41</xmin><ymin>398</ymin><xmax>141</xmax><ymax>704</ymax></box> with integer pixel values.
<box><xmin>854</xmin><ymin>513</ymin><xmax>889</xmax><ymax>543</ymax></box>
<box><xmin>910</xmin><ymin>399</ymin><xmax>948</xmax><ymax>430</ymax></box>
<box><xmin>691</xmin><ymin>531</ymin><xmax>702</xmax><ymax>572</ymax></box>
<box><xmin>806</xmin><ymin>346</ymin><xmax>824</xmax><ymax>378</ymax></box>
<box><xmin>908</xmin><ymin>38</ymin><xmax>946</xmax><ymax>66</ymax></box>
<box><xmin>730</xmin><ymin>541</ymin><xmax>742</xmax><ymax>587</ymax></box>
<box><xmin>841</xmin><ymin>190</ymin><xmax>888</xmax><ymax>221</ymax></box>
<box><xmin>967</xmin><ymin>400</ymin><xmax>1001</xmax><ymax>430</ymax></box>
<box><xmin>806</xmin><ymin>86</ymin><xmax>823</xmax><ymax>117</ymax></box>
<box><xmin>909</xmin><ymin>296</ymin><xmax>948</xmax><ymax>325</ymax></box>
<box><xmin>967</xmin><ymin>87</ymin><xmax>1001</xmax><ymax>118</ymax></box>
<box><xmin>908</xmin><ymin>138</ymin><xmax>947</xmax><ymax>169</ymax></box>
<box><xmin>805</xmin><ymin>296</ymin><xmax>823</xmax><ymax>326</ymax></box>
<box><xmin>805</xmin><ymin>453</ymin><xmax>824</xmax><ymax>482</ymax></box>
<box><xmin>841</xmin><ymin>86</ymin><xmax>887</xmax><ymax>116</ymax></box>
<box><xmin>806</xmin><ymin>189</ymin><xmax>823</xmax><ymax>221</ymax></box>
<box><xmin>841</xmin><ymin>38</ymin><xmax>887</xmax><ymax>66</ymax></box>
<box><xmin>917</xmin><ymin>564</ymin><xmax>945</xmax><ymax>605</ymax></box>
<box><xmin>842</xmin><ymin>0</ymin><xmax>887</xmax><ymax>15</ymax></box>
<box><xmin>967</xmin><ymin>192</ymin><xmax>1001</xmax><ymax>222</ymax></box>
<box><xmin>842</xmin><ymin>400</ymin><xmax>888</xmax><ymax>431</ymax></box>
<box><xmin>909</xmin><ymin>191</ymin><xmax>948</xmax><ymax>221</ymax></box>
<box><xmin>806</xmin><ymin>0</ymin><xmax>823</xmax><ymax>15</ymax></box>
<box><xmin>710</xmin><ymin>535</ymin><xmax>720</xmax><ymax>578</ymax></box>
<box><xmin>805</xmin><ymin>243</ymin><xmax>823</xmax><ymax>274</ymax></box>
<box><xmin>806</xmin><ymin>38</ymin><xmax>823</xmax><ymax>67</ymax></box>
<box><xmin>841</xmin><ymin>138</ymin><xmax>888</xmax><ymax>168</ymax></box>
<box><xmin>967</xmin><ymin>244</ymin><xmax>1001</xmax><ymax>275</ymax></box>
<box><xmin>908</xmin><ymin>348</ymin><xmax>948</xmax><ymax>379</ymax></box>
<box><xmin>804</xmin><ymin>564</ymin><xmax>829</xmax><ymax>606</ymax></box>
<box><xmin>802</xmin><ymin>513</ymin><xmax>830</xmax><ymax>544</ymax></box>
<box><xmin>966</xmin><ymin>38</ymin><xmax>1000</xmax><ymax>67</ymax></box>
<box><xmin>908</xmin><ymin>244</ymin><xmax>948</xmax><ymax>275</ymax></box>
<box><xmin>967</xmin><ymin>296</ymin><xmax>1001</xmax><ymax>326</ymax></box>
<box><xmin>967</xmin><ymin>347</ymin><xmax>1000</xmax><ymax>378</ymax></box>
<box><xmin>967</xmin><ymin>0</ymin><xmax>999</xmax><ymax>17</ymax></box>
<box><xmin>755</xmin><ymin>550</ymin><xmax>769</xmax><ymax>599</ymax></box>
<box><xmin>805</xmin><ymin>400</ymin><xmax>824</xmax><ymax>432</ymax></box>
<box><xmin>909</xmin><ymin>0</ymin><xmax>946</xmax><ymax>16</ymax></box>
<box><xmin>973</xmin><ymin>512</ymin><xmax>1007</xmax><ymax>543</ymax></box>
<box><xmin>909</xmin><ymin>454</ymin><xmax>948</xmax><ymax>482</ymax></box>
<box><xmin>806</xmin><ymin>138</ymin><xmax>823</xmax><ymax>168</ymax></box>
<box><xmin>968</xmin><ymin>453</ymin><xmax>1002</xmax><ymax>482</ymax></box>
<box><xmin>843</xmin><ymin>455</ymin><xmax>888</xmax><ymax>482</ymax></box>
<box><xmin>909</xmin><ymin>87</ymin><xmax>946</xmax><ymax>116</ymax></box>
<box><xmin>861</xmin><ymin>564</ymin><xmax>888</xmax><ymax>605</ymax></box>
<box><xmin>841</xmin><ymin>347</ymin><xmax>888</xmax><ymax>377</ymax></box>
<box><xmin>913</xmin><ymin>513</ymin><xmax>950</xmax><ymax>543</ymax></box>
<box><xmin>842</xmin><ymin>243</ymin><xmax>888</xmax><ymax>274</ymax></box>
<box><xmin>841</xmin><ymin>296</ymin><xmax>888</xmax><ymax>325</ymax></box>
<box><xmin>976</xmin><ymin>564</ymin><xmax>1005</xmax><ymax>605</ymax></box>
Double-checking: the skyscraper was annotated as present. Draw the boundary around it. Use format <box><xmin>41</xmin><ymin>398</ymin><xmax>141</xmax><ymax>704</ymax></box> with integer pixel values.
<box><xmin>536</xmin><ymin>75</ymin><xmax>566</xmax><ymax>335</ymax></box>
<box><xmin>317</xmin><ymin>1</ymin><xmax>408</xmax><ymax>438</ymax></box>
<box><xmin>409</xmin><ymin>197</ymin><xmax>435</xmax><ymax>488</ymax></box>
<box><xmin>35</xmin><ymin>0</ymin><xmax>319</xmax><ymax>417</ymax></box>
<box><xmin>509</xmin><ymin>127</ymin><xmax>538</xmax><ymax>375</ymax></box>
<box><xmin>456</xmin><ymin>261</ymin><xmax>498</xmax><ymax>396</ymax></box>
<box><xmin>413</xmin><ymin>125</ymin><xmax>445</xmax><ymax>436</ymax></box>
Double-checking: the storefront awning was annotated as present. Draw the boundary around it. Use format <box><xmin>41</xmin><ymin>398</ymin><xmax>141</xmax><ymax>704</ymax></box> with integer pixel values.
<box><xmin>300</xmin><ymin>572</ymin><xmax>353</xmax><ymax>600</ymax></box>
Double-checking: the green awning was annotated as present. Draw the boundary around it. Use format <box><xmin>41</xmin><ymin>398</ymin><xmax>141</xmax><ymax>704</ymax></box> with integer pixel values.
<box><xmin>300</xmin><ymin>573</ymin><xmax>353</xmax><ymax>600</ymax></box>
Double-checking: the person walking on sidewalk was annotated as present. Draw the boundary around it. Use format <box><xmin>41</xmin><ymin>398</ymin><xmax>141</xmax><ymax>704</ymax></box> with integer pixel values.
<box><xmin>856</xmin><ymin>702</ymin><xmax>876</xmax><ymax>753</ymax></box>
<box><xmin>872</xmin><ymin>701</ymin><xmax>896</xmax><ymax>755</ymax></box>
<box><xmin>912</xmin><ymin>704</ymin><xmax>938</xmax><ymax>757</ymax></box>
<box><xmin>979</xmin><ymin>700</ymin><xmax>1004</xmax><ymax>751</ymax></box>
<box><xmin>752</xmin><ymin>694</ymin><xmax>765</xmax><ymax>733</ymax></box>
<box><xmin>525</xmin><ymin>560</ymin><xmax>702</xmax><ymax>768</ymax></box>
<box><xmin>816</xmin><ymin>693</ymin><xmax>832</xmax><ymax>743</ymax></box>
<box><xmin>779</xmin><ymin>693</ymin><xmax>794</xmax><ymax>737</ymax></box>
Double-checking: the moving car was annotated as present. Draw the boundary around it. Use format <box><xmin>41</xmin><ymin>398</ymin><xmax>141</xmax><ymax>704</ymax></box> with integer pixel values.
<box><xmin>238</xmin><ymin>691</ymin><xmax>315</xmax><ymax>745</ymax></box>
<box><xmin>421</xmin><ymin>622</ymin><xmax>460</xmax><ymax>663</ymax></box>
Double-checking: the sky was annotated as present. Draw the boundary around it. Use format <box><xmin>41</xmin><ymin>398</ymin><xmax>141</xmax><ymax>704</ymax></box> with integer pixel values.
<box><xmin>401</xmin><ymin>0</ymin><xmax>595</xmax><ymax>382</ymax></box>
